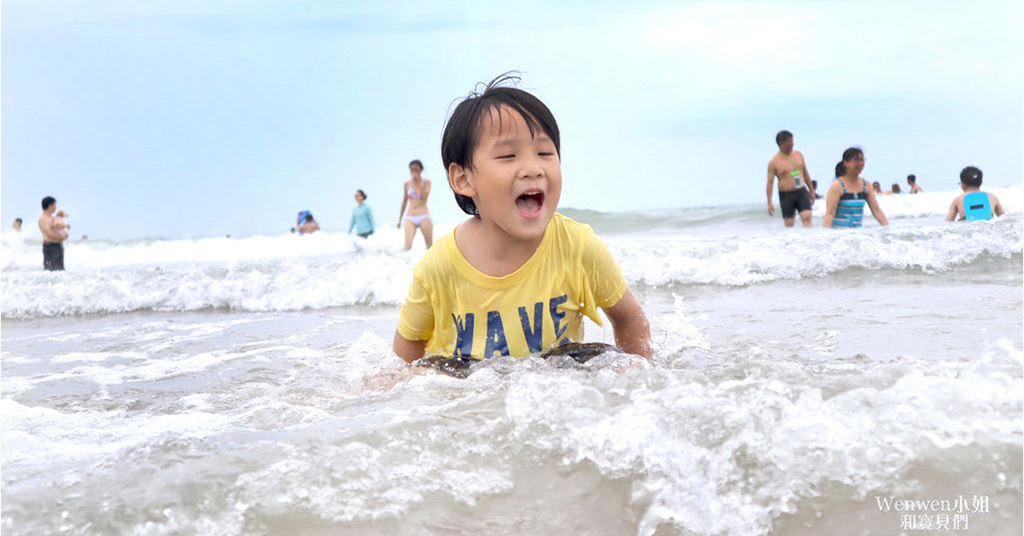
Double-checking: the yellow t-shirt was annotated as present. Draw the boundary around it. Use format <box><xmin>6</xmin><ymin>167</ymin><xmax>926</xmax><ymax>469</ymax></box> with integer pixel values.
<box><xmin>397</xmin><ymin>213</ymin><xmax>628</xmax><ymax>359</ymax></box>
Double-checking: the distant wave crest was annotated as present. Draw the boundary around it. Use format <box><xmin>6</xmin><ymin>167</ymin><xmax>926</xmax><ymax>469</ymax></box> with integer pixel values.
<box><xmin>2</xmin><ymin>208</ymin><xmax>1021</xmax><ymax>319</ymax></box>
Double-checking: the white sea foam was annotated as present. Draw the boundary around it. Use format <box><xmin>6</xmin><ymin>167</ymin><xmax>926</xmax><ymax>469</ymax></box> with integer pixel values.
<box><xmin>6</xmin><ymin>338</ymin><xmax>1004</xmax><ymax>536</ymax></box>
<box><xmin>616</xmin><ymin>213</ymin><xmax>1022</xmax><ymax>286</ymax></box>
<box><xmin>4</xmin><ymin>206</ymin><xmax>1020</xmax><ymax>318</ymax></box>
<box><xmin>0</xmin><ymin>397</ymin><xmax>235</xmax><ymax>466</ymax></box>
<box><xmin>2</xmin><ymin>283</ymin><xmax>1020</xmax><ymax>536</ymax></box>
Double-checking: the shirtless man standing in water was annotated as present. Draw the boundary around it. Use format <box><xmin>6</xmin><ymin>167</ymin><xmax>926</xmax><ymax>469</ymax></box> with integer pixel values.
<box><xmin>766</xmin><ymin>130</ymin><xmax>815</xmax><ymax>227</ymax></box>
<box><xmin>38</xmin><ymin>196</ymin><xmax>70</xmax><ymax>271</ymax></box>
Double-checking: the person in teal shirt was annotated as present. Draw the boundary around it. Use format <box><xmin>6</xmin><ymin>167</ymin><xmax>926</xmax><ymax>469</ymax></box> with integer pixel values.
<box><xmin>349</xmin><ymin>189</ymin><xmax>376</xmax><ymax>238</ymax></box>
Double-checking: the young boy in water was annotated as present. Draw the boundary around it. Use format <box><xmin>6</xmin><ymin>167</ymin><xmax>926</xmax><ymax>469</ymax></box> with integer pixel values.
<box><xmin>945</xmin><ymin>166</ymin><xmax>1005</xmax><ymax>222</ymax></box>
<box><xmin>393</xmin><ymin>74</ymin><xmax>652</xmax><ymax>363</ymax></box>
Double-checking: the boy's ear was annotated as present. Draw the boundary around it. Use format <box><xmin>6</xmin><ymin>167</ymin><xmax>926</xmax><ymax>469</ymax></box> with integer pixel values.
<box><xmin>449</xmin><ymin>163</ymin><xmax>476</xmax><ymax>197</ymax></box>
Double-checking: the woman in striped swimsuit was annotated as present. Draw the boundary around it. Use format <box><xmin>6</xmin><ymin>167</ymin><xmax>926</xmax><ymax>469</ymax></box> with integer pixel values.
<box><xmin>823</xmin><ymin>147</ymin><xmax>889</xmax><ymax>229</ymax></box>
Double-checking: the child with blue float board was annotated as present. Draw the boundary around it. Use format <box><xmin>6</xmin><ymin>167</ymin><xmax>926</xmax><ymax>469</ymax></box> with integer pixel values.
<box><xmin>945</xmin><ymin>166</ymin><xmax>1005</xmax><ymax>222</ymax></box>
<box><xmin>393</xmin><ymin>74</ymin><xmax>652</xmax><ymax>363</ymax></box>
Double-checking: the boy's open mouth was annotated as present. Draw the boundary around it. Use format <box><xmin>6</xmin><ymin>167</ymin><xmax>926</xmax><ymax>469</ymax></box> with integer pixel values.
<box><xmin>515</xmin><ymin>191</ymin><xmax>545</xmax><ymax>218</ymax></box>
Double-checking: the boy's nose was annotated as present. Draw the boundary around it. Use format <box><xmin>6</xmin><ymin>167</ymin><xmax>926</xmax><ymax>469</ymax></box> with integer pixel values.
<box><xmin>518</xmin><ymin>154</ymin><xmax>545</xmax><ymax>179</ymax></box>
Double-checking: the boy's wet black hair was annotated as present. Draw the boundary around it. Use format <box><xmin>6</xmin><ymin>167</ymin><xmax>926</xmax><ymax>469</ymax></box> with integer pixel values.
<box><xmin>441</xmin><ymin>72</ymin><xmax>560</xmax><ymax>216</ymax></box>
<box><xmin>41</xmin><ymin>196</ymin><xmax>56</xmax><ymax>210</ymax></box>
<box><xmin>960</xmin><ymin>166</ymin><xmax>983</xmax><ymax>188</ymax></box>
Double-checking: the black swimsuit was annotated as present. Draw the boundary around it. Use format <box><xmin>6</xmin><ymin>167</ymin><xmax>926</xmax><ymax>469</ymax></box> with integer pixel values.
<box><xmin>778</xmin><ymin>188</ymin><xmax>812</xmax><ymax>219</ymax></box>
<box><xmin>43</xmin><ymin>242</ymin><xmax>64</xmax><ymax>271</ymax></box>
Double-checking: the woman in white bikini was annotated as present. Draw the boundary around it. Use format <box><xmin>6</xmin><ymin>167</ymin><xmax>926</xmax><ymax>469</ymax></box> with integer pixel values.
<box><xmin>397</xmin><ymin>159</ymin><xmax>433</xmax><ymax>250</ymax></box>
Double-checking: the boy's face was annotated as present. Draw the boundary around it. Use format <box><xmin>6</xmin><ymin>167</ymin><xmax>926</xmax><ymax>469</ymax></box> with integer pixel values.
<box><xmin>463</xmin><ymin>106</ymin><xmax>562</xmax><ymax>242</ymax></box>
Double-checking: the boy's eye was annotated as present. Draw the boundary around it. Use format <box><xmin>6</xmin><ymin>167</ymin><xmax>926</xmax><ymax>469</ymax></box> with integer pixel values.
<box><xmin>538</xmin><ymin>151</ymin><xmax>555</xmax><ymax>157</ymax></box>
<box><xmin>497</xmin><ymin>154</ymin><xmax>515</xmax><ymax>160</ymax></box>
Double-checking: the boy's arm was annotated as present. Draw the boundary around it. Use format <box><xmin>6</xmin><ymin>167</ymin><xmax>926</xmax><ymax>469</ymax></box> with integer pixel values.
<box><xmin>945</xmin><ymin>196</ymin><xmax>961</xmax><ymax>222</ymax></box>
<box><xmin>393</xmin><ymin>331</ymin><xmax>427</xmax><ymax>363</ymax></box>
<box><xmin>603</xmin><ymin>288</ymin><xmax>652</xmax><ymax>359</ymax></box>
<box><xmin>992</xmin><ymin>194</ymin><xmax>1006</xmax><ymax>217</ymax></box>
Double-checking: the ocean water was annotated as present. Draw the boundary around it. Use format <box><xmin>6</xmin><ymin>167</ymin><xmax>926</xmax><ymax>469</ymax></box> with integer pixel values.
<box><xmin>2</xmin><ymin>188</ymin><xmax>1022</xmax><ymax>535</ymax></box>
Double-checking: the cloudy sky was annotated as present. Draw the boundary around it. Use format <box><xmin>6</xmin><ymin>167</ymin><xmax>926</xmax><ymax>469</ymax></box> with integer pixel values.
<box><xmin>2</xmin><ymin>0</ymin><xmax>1021</xmax><ymax>239</ymax></box>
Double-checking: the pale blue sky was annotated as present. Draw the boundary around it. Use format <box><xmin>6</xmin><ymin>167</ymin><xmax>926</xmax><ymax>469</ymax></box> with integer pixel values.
<box><xmin>2</xmin><ymin>0</ymin><xmax>1022</xmax><ymax>239</ymax></box>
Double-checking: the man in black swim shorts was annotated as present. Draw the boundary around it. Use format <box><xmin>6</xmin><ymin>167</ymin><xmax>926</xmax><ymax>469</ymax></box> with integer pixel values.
<box><xmin>766</xmin><ymin>130</ymin><xmax>815</xmax><ymax>227</ymax></box>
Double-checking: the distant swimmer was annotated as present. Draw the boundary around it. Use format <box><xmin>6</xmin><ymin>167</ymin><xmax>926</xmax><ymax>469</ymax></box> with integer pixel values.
<box><xmin>397</xmin><ymin>159</ymin><xmax>433</xmax><ymax>250</ymax></box>
<box><xmin>945</xmin><ymin>166</ymin><xmax>1005</xmax><ymax>222</ymax></box>
<box><xmin>823</xmin><ymin>148</ymin><xmax>889</xmax><ymax>228</ymax></box>
<box><xmin>298</xmin><ymin>212</ymin><xmax>320</xmax><ymax>235</ymax></box>
<box><xmin>38</xmin><ymin>196</ymin><xmax>70</xmax><ymax>270</ymax></box>
<box><xmin>349</xmin><ymin>189</ymin><xmax>376</xmax><ymax>238</ymax></box>
<box><xmin>810</xmin><ymin>180</ymin><xmax>824</xmax><ymax>200</ymax></box>
<box><xmin>766</xmin><ymin>130</ymin><xmax>815</xmax><ymax>227</ymax></box>
<box><xmin>12</xmin><ymin>218</ymin><xmax>23</xmax><ymax>233</ymax></box>
<box><xmin>906</xmin><ymin>174</ymin><xmax>923</xmax><ymax>194</ymax></box>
